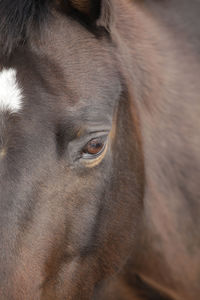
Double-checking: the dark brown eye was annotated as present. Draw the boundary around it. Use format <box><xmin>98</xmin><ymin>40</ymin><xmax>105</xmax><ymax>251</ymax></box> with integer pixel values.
<box><xmin>82</xmin><ymin>137</ymin><xmax>106</xmax><ymax>158</ymax></box>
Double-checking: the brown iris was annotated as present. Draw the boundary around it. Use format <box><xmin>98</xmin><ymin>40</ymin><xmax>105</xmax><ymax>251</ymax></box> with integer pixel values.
<box><xmin>82</xmin><ymin>137</ymin><xmax>105</xmax><ymax>156</ymax></box>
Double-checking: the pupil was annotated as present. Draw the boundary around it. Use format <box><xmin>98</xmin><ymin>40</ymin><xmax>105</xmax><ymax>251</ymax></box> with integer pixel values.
<box><xmin>88</xmin><ymin>141</ymin><xmax>102</xmax><ymax>154</ymax></box>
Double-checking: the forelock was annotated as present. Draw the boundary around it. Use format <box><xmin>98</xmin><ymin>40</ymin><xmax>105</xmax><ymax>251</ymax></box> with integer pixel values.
<box><xmin>0</xmin><ymin>0</ymin><xmax>51</xmax><ymax>56</ymax></box>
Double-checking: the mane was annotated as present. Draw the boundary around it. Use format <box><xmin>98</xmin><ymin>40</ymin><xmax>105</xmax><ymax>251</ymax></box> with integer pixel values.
<box><xmin>0</xmin><ymin>0</ymin><xmax>51</xmax><ymax>56</ymax></box>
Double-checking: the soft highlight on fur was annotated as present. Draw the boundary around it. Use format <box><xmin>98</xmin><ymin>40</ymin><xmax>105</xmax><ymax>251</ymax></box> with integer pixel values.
<box><xmin>0</xmin><ymin>68</ymin><xmax>23</xmax><ymax>113</ymax></box>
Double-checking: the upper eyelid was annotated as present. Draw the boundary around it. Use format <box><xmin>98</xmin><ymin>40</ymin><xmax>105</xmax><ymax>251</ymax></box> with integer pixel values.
<box><xmin>78</xmin><ymin>133</ymin><xmax>109</xmax><ymax>153</ymax></box>
<box><xmin>76</xmin><ymin>127</ymin><xmax>110</xmax><ymax>138</ymax></box>
<box><xmin>75</xmin><ymin>130</ymin><xmax>110</xmax><ymax>143</ymax></box>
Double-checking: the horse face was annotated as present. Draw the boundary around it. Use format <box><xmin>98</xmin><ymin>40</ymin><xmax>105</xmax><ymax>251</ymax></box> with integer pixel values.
<box><xmin>0</xmin><ymin>1</ymin><xmax>144</xmax><ymax>299</ymax></box>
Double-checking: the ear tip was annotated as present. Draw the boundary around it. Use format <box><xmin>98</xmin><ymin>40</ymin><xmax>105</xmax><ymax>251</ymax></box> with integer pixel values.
<box><xmin>97</xmin><ymin>0</ymin><xmax>114</xmax><ymax>32</ymax></box>
<box><xmin>68</xmin><ymin>0</ymin><xmax>113</xmax><ymax>30</ymax></box>
<box><xmin>69</xmin><ymin>0</ymin><xmax>91</xmax><ymax>14</ymax></box>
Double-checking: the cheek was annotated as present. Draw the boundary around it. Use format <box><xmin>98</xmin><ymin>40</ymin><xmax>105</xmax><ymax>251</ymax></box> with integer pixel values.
<box><xmin>25</xmin><ymin>167</ymin><xmax>104</xmax><ymax>255</ymax></box>
<box><xmin>5</xmin><ymin>162</ymin><xmax>110</xmax><ymax>298</ymax></box>
<box><xmin>59</xmin><ymin>174</ymin><xmax>105</xmax><ymax>249</ymax></box>
<box><xmin>11</xmin><ymin>248</ymin><xmax>44</xmax><ymax>299</ymax></box>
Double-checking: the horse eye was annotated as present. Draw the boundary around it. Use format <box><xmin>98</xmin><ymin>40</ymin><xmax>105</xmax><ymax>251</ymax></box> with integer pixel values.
<box><xmin>82</xmin><ymin>137</ymin><xmax>106</xmax><ymax>158</ymax></box>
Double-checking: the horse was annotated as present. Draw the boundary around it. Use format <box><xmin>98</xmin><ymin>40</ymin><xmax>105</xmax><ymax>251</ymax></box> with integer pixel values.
<box><xmin>0</xmin><ymin>0</ymin><xmax>200</xmax><ymax>299</ymax></box>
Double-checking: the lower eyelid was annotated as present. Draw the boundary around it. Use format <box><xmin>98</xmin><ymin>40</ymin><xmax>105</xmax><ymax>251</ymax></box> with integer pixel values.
<box><xmin>82</xmin><ymin>141</ymin><xmax>108</xmax><ymax>167</ymax></box>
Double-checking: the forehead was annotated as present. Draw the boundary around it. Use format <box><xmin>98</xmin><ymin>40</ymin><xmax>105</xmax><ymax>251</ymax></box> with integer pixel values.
<box><xmin>1</xmin><ymin>14</ymin><xmax>121</xmax><ymax>126</ymax></box>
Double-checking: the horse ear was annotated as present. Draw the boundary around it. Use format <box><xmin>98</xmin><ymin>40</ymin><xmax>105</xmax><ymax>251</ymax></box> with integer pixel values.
<box><xmin>68</xmin><ymin>0</ymin><xmax>113</xmax><ymax>30</ymax></box>
<box><xmin>69</xmin><ymin>0</ymin><xmax>91</xmax><ymax>14</ymax></box>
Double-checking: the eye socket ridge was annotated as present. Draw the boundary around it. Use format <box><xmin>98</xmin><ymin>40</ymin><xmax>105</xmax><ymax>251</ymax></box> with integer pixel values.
<box><xmin>81</xmin><ymin>135</ymin><xmax>108</xmax><ymax>160</ymax></box>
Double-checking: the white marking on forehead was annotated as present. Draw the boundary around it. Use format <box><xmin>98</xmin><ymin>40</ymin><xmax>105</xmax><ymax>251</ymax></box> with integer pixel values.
<box><xmin>0</xmin><ymin>68</ymin><xmax>23</xmax><ymax>113</ymax></box>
